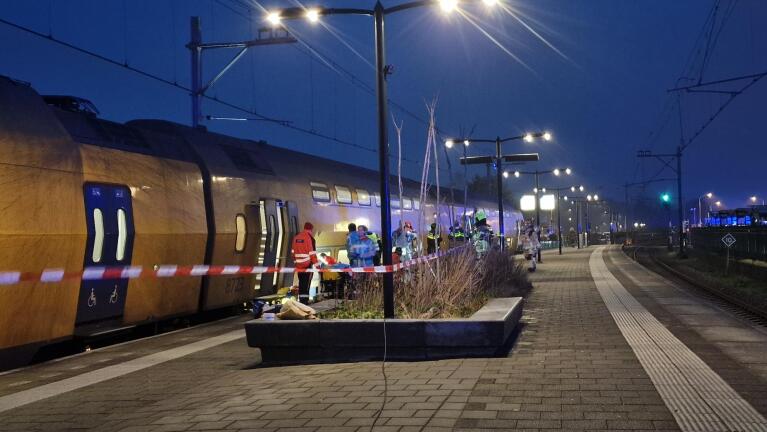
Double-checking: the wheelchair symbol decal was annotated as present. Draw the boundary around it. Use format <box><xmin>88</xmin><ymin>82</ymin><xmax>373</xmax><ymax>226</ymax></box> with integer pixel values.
<box><xmin>109</xmin><ymin>286</ymin><xmax>118</xmax><ymax>304</ymax></box>
<box><xmin>87</xmin><ymin>288</ymin><xmax>97</xmax><ymax>307</ymax></box>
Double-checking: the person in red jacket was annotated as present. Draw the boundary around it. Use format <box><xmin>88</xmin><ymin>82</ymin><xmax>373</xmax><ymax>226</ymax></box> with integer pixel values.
<box><xmin>292</xmin><ymin>222</ymin><xmax>318</xmax><ymax>304</ymax></box>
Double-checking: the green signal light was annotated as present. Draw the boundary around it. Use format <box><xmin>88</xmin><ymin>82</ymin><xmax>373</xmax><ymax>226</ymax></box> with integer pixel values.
<box><xmin>661</xmin><ymin>193</ymin><xmax>670</xmax><ymax>203</ymax></box>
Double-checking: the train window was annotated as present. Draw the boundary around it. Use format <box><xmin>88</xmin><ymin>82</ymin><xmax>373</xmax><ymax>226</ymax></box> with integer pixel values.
<box><xmin>374</xmin><ymin>193</ymin><xmax>381</xmax><ymax>207</ymax></box>
<box><xmin>391</xmin><ymin>198</ymin><xmax>400</xmax><ymax>209</ymax></box>
<box><xmin>235</xmin><ymin>214</ymin><xmax>246</xmax><ymax>252</ymax></box>
<box><xmin>310</xmin><ymin>182</ymin><xmax>330</xmax><ymax>202</ymax></box>
<box><xmin>357</xmin><ymin>189</ymin><xmax>371</xmax><ymax>206</ymax></box>
<box><xmin>414</xmin><ymin>199</ymin><xmax>421</xmax><ymax>210</ymax></box>
<box><xmin>403</xmin><ymin>197</ymin><xmax>413</xmax><ymax>210</ymax></box>
<box><xmin>92</xmin><ymin>208</ymin><xmax>104</xmax><ymax>263</ymax></box>
<box><xmin>335</xmin><ymin>186</ymin><xmax>353</xmax><ymax>205</ymax></box>
<box><xmin>116</xmin><ymin>208</ymin><xmax>127</xmax><ymax>261</ymax></box>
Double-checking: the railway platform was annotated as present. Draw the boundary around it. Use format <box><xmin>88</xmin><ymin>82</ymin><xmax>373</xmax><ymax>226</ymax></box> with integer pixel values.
<box><xmin>1</xmin><ymin>245</ymin><xmax>767</xmax><ymax>431</ymax></box>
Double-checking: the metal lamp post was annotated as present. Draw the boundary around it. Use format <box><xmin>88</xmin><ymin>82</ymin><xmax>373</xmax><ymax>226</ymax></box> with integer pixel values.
<box><xmin>510</xmin><ymin>167</ymin><xmax>572</xmax><ymax>261</ymax></box>
<box><xmin>267</xmin><ymin>0</ymin><xmax>513</xmax><ymax>318</ymax></box>
<box><xmin>698</xmin><ymin>192</ymin><xmax>713</xmax><ymax>227</ymax></box>
<box><xmin>537</xmin><ymin>184</ymin><xmax>583</xmax><ymax>255</ymax></box>
<box><xmin>446</xmin><ymin>133</ymin><xmax>550</xmax><ymax>250</ymax></box>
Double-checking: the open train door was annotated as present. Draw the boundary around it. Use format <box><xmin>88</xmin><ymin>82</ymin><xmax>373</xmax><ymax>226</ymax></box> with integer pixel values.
<box><xmin>242</xmin><ymin>202</ymin><xmax>262</xmax><ymax>296</ymax></box>
<box><xmin>76</xmin><ymin>183</ymin><xmax>135</xmax><ymax>334</ymax></box>
<box><xmin>278</xmin><ymin>201</ymin><xmax>299</xmax><ymax>288</ymax></box>
<box><xmin>257</xmin><ymin>199</ymin><xmax>282</xmax><ymax>294</ymax></box>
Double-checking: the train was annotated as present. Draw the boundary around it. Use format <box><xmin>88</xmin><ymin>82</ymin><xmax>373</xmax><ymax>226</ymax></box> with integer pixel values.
<box><xmin>0</xmin><ymin>75</ymin><xmax>523</xmax><ymax>368</ymax></box>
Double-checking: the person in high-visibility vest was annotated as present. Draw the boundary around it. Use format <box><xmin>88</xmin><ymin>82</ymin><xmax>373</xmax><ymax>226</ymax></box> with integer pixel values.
<box><xmin>472</xmin><ymin>210</ymin><xmax>493</xmax><ymax>256</ymax></box>
<box><xmin>449</xmin><ymin>220</ymin><xmax>466</xmax><ymax>243</ymax></box>
<box><xmin>366</xmin><ymin>231</ymin><xmax>382</xmax><ymax>266</ymax></box>
<box><xmin>291</xmin><ymin>222</ymin><xmax>318</xmax><ymax>304</ymax></box>
<box><xmin>426</xmin><ymin>223</ymin><xmax>442</xmax><ymax>254</ymax></box>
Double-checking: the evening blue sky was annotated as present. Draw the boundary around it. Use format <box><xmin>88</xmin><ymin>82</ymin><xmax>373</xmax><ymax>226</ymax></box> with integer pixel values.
<box><xmin>1</xmin><ymin>0</ymin><xmax>765</xmax><ymax>213</ymax></box>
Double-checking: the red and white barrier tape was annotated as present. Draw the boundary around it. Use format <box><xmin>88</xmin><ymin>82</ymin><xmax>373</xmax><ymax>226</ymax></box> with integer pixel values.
<box><xmin>0</xmin><ymin>248</ymin><xmax>466</xmax><ymax>286</ymax></box>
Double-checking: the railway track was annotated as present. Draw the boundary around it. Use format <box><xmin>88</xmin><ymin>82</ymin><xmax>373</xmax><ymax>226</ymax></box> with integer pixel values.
<box><xmin>628</xmin><ymin>246</ymin><xmax>767</xmax><ymax>329</ymax></box>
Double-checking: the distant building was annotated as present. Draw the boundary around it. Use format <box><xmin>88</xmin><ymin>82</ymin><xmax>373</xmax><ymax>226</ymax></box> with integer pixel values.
<box><xmin>705</xmin><ymin>205</ymin><xmax>767</xmax><ymax>227</ymax></box>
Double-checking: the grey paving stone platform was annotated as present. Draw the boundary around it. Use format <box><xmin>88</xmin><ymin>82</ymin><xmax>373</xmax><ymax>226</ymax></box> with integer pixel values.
<box><xmin>2</xmin><ymin>246</ymin><xmax>763</xmax><ymax>431</ymax></box>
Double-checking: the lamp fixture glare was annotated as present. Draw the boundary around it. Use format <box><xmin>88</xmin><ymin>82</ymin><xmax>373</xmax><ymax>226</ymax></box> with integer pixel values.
<box><xmin>439</xmin><ymin>0</ymin><xmax>458</xmax><ymax>12</ymax></box>
<box><xmin>306</xmin><ymin>9</ymin><xmax>320</xmax><ymax>22</ymax></box>
<box><xmin>266</xmin><ymin>12</ymin><xmax>281</xmax><ymax>26</ymax></box>
<box><xmin>523</xmin><ymin>133</ymin><xmax>534</xmax><ymax>143</ymax></box>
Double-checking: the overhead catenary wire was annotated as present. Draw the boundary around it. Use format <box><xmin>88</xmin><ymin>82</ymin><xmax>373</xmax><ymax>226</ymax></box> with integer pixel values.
<box><xmin>0</xmin><ymin>16</ymin><xmax>425</xmax><ymax>166</ymax></box>
<box><xmin>226</xmin><ymin>0</ymin><xmax>455</xmax><ymax>138</ymax></box>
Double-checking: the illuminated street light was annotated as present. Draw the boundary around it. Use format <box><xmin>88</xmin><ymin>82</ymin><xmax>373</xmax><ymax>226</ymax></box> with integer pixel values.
<box><xmin>445</xmin><ymin>139</ymin><xmax>454</xmax><ymax>148</ymax></box>
<box><xmin>446</xmin><ymin>131</ymin><xmax>547</xmax><ymax>251</ymax></box>
<box><xmin>715</xmin><ymin>201</ymin><xmax>721</xmax><ymax>207</ymax></box>
<box><xmin>439</xmin><ymin>0</ymin><xmax>459</xmax><ymax>12</ymax></box>
<box><xmin>511</xmin><ymin>167</ymin><xmax>574</xmax><ymax>260</ymax></box>
<box><xmin>266</xmin><ymin>12</ymin><xmax>282</xmax><ymax>26</ymax></box>
<box><xmin>697</xmin><ymin>191</ymin><xmax>715</xmax><ymax>227</ymax></box>
<box><xmin>634</xmin><ymin>222</ymin><xmax>639</xmax><ymax>228</ymax></box>
<box><xmin>587</xmin><ymin>194</ymin><xmax>593</xmax><ymax>201</ymax></box>
<box><xmin>306</xmin><ymin>9</ymin><xmax>321</xmax><ymax>23</ymax></box>
<box><xmin>543</xmin><ymin>132</ymin><xmax>552</xmax><ymax>141</ymax></box>
<box><xmin>523</xmin><ymin>133</ymin><xmax>534</xmax><ymax>143</ymax></box>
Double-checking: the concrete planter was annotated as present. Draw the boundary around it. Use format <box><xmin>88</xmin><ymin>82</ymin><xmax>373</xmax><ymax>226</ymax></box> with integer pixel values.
<box><xmin>244</xmin><ymin>297</ymin><xmax>524</xmax><ymax>364</ymax></box>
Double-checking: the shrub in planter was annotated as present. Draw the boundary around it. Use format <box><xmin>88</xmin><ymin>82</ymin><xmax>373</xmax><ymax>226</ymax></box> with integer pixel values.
<box><xmin>323</xmin><ymin>246</ymin><xmax>531</xmax><ymax>319</ymax></box>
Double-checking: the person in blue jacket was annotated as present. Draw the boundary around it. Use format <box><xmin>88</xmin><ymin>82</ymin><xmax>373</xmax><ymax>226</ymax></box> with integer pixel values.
<box><xmin>350</xmin><ymin>225</ymin><xmax>377</xmax><ymax>267</ymax></box>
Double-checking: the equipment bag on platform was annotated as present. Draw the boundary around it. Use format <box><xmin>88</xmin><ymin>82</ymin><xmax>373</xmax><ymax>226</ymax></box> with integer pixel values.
<box><xmin>277</xmin><ymin>299</ymin><xmax>317</xmax><ymax>320</ymax></box>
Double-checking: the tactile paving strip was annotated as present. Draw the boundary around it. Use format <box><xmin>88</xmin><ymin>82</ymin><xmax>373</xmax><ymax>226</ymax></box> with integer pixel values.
<box><xmin>590</xmin><ymin>247</ymin><xmax>767</xmax><ymax>432</ymax></box>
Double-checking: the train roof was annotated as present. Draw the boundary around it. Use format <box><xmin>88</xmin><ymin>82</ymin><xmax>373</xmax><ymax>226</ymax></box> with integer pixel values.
<box><xmin>128</xmin><ymin>119</ymin><xmax>474</xmax><ymax>205</ymax></box>
<box><xmin>0</xmin><ymin>74</ymin><xmax>508</xmax><ymax>209</ymax></box>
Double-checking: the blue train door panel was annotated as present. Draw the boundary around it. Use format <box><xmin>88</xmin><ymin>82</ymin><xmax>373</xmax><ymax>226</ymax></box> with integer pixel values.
<box><xmin>76</xmin><ymin>183</ymin><xmax>135</xmax><ymax>326</ymax></box>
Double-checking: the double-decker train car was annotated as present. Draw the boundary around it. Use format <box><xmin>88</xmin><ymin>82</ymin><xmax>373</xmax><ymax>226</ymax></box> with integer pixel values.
<box><xmin>0</xmin><ymin>75</ymin><xmax>523</xmax><ymax>368</ymax></box>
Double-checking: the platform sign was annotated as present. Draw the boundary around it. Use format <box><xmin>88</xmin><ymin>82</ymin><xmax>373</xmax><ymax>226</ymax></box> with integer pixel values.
<box><xmin>722</xmin><ymin>233</ymin><xmax>736</xmax><ymax>276</ymax></box>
